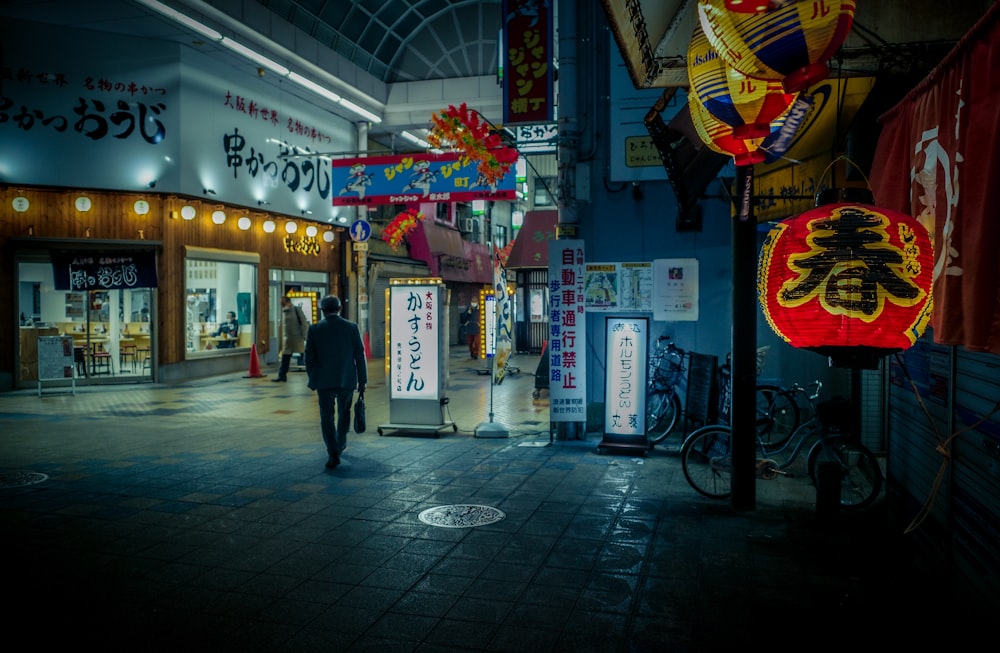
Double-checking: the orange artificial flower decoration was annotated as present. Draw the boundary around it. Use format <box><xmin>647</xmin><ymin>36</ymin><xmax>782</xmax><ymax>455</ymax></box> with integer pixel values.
<box><xmin>427</xmin><ymin>103</ymin><xmax>519</xmax><ymax>187</ymax></box>
<box><xmin>381</xmin><ymin>208</ymin><xmax>425</xmax><ymax>251</ymax></box>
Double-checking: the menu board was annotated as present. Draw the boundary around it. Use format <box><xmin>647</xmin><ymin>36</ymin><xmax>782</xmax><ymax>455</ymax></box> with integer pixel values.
<box><xmin>37</xmin><ymin>335</ymin><xmax>75</xmax><ymax>380</ymax></box>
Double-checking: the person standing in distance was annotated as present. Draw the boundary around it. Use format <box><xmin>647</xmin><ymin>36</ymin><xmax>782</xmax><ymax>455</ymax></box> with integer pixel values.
<box><xmin>273</xmin><ymin>296</ymin><xmax>308</xmax><ymax>382</ymax></box>
<box><xmin>305</xmin><ymin>295</ymin><xmax>367</xmax><ymax>469</ymax></box>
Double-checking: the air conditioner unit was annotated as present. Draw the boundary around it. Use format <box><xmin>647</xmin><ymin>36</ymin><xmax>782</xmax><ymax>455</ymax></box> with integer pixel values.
<box><xmin>460</xmin><ymin>217</ymin><xmax>477</xmax><ymax>233</ymax></box>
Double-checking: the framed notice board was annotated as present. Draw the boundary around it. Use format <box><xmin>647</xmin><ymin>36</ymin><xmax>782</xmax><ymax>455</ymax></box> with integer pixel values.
<box><xmin>684</xmin><ymin>352</ymin><xmax>718</xmax><ymax>434</ymax></box>
<box><xmin>37</xmin><ymin>335</ymin><xmax>76</xmax><ymax>396</ymax></box>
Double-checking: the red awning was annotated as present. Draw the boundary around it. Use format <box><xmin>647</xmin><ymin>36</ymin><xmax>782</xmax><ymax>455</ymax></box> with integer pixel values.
<box><xmin>506</xmin><ymin>210</ymin><xmax>557</xmax><ymax>269</ymax></box>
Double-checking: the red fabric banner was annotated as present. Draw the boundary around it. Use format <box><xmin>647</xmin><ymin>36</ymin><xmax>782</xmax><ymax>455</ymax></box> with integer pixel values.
<box><xmin>870</xmin><ymin>4</ymin><xmax>1000</xmax><ymax>354</ymax></box>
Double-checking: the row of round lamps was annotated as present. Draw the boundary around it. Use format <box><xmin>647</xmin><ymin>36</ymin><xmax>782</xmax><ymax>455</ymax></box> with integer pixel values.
<box><xmin>178</xmin><ymin>204</ymin><xmax>334</xmax><ymax>241</ymax></box>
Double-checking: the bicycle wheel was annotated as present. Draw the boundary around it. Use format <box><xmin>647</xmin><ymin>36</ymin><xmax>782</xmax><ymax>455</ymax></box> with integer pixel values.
<box><xmin>646</xmin><ymin>389</ymin><xmax>681</xmax><ymax>444</ymax></box>
<box><xmin>681</xmin><ymin>426</ymin><xmax>733</xmax><ymax>499</ymax></box>
<box><xmin>755</xmin><ymin>385</ymin><xmax>799</xmax><ymax>448</ymax></box>
<box><xmin>807</xmin><ymin>437</ymin><xmax>883</xmax><ymax>509</ymax></box>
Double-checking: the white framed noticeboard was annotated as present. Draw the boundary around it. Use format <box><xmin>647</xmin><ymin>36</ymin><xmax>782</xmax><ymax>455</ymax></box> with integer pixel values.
<box><xmin>37</xmin><ymin>335</ymin><xmax>76</xmax><ymax>396</ymax></box>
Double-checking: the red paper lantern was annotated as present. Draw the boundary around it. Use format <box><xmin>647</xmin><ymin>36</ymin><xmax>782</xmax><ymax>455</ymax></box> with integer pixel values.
<box><xmin>758</xmin><ymin>203</ymin><xmax>934</xmax><ymax>367</ymax></box>
<box><xmin>688</xmin><ymin>21</ymin><xmax>796</xmax><ymax>139</ymax></box>
<box><xmin>698</xmin><ymin>0</ymin><xmax>856</xmax><ymax>93</ymax></box>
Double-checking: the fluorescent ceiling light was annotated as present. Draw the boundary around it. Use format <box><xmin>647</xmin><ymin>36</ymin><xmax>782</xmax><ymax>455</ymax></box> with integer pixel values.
<box><xmin>136</xmin><ymin>0</ymin><xmax>222</xmax><ymax>42</ymax></box>
<box><xmin>137</xmin><ymin>0</ymin><xmax>382</xmax><ymax>124</ymax></box>
<box><xmin>287</xmin><ymin>72</ymin><xmax>341</xmax><ymax>104</ymax></box>
<box><xmin>220</xmin><ymin>37</ymin><xmax>290</xmax><ymax>76</ymax></box>
<box><xmin>338</xmin><ymin>97</ymin><xmax>382</xmax><ymax>124</ymax></box>
<box><xmin>401</xmin><ymin>130</ymin><xmax>431</xmax><ymax>148</ymax></box>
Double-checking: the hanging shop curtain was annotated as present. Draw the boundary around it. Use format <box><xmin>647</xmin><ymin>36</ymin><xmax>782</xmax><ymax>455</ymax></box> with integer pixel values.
<box><xmin>51</xmin><ymin>249</ymin><xmax>159</xmax><ymax>291</ymax></box>
<box><xmin>870</xmin><ymin>4</ymin><xmax>1000</xmax><ymax>354</ymax></box>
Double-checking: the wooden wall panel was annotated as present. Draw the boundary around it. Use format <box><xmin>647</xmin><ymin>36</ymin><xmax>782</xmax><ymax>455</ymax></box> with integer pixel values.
<box><xmin>1</xmin><ymin>186</ymin><xmax>342</xmax><ymax>383</ymax></box>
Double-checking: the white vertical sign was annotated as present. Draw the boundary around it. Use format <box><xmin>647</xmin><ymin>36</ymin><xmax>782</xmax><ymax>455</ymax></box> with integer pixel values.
<box><xmin>604</xmin><ymin>318</ymin><xmax>648</xmax><ymax>436</ymax></box>
<box><xmin>389</xmin><ymin>284</ymin><xmax>440</xmax><ymax>400</ymax></box>
<box><xmin>484</xmin><ymin>292</ymin><xmax>497</xmax><ymax>357</ymax></box>
<box><xmin>547</xmin><ymin>240</ymin><xmax>587</xmax><ymax>422</ymax></box>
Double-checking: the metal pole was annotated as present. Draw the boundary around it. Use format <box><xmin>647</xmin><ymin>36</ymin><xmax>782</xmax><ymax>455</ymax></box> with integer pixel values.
<box><xmin>731</xmin><ymin>164</ymin><xmax>757</xmax><ymax>511</ymax></box>
<box><xmin>476</xmin><ymin>203</ymin><xmax>508</xmax><ymax>438</ymax></box>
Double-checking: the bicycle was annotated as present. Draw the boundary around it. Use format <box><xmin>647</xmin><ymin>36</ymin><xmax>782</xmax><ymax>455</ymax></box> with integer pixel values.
<box><xmin>645</xmin><ymin>336</ymin><xmax>686</xmax><ymax>445</ymax></box>
<box><xmin>680</xmin><ymin>381</ymin><xmax>883</xmax><ymax>509</ymax></box>
<box><xmin>754</xmin><ymin>383</ymin><xmax>800</xmax><ymax>447</ymax></box>
<box><xmin>716</xmin><ymin>348</ymin><xmax>801</xmax><ymax>448</ymax></box>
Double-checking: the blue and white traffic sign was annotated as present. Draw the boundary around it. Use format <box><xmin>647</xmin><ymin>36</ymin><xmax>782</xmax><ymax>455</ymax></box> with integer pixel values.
<box><xmin>349</xmin><ymin>219</ymin><xmax>372</xmax><ymax>242</ymax></box>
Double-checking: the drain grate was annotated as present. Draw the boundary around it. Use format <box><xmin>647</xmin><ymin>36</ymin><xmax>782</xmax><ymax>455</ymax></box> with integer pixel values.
<box><xmin>0</xmin><ymin>471</ymin><xmax>49</xmax><ymax>489</ymax></box>
<box><xmin>418</xmin><ymin>504</ymin><xmax>506</xmax><ymax>528</ymax></box>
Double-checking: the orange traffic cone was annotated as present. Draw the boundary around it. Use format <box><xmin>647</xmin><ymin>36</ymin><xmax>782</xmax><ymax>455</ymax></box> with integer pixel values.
<box><xmin>244</xmin><ymin>343</ymin><xmax>265</xmax><ymax>378</ymax></box>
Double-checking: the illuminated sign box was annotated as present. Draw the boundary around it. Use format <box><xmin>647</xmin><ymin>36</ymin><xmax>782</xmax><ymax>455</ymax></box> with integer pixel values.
<box><xmin>603</xmin><ymin>317</ymin><xmax>649</xmax><ymax>437</ymax></box>
<box><xmin>388</xmin><ymin>281</ymin><xmax>443</xmax><ymax>400</ymax></box>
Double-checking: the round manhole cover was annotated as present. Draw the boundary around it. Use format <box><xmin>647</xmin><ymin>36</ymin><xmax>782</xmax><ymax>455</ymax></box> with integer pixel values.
<box><xmin>418</xmin><ymin>504</ymin><xmax>506</xmax><ymax>528</ymax></box>
<box><xmin>0</xmin><ymin>471</ymin><xmax>48</xmax><ymax>489</ymax></box>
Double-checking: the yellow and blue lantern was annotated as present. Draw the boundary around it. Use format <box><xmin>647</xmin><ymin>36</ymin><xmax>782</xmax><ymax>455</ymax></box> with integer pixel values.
<box><xmin>689</xmin><ymin>92</ymin><xmax>766</xmax><ymax>166</ymax></box>
<box><xmin>698</xmin><ymin>0</ymin><xmax>857</xmax><ymax>93</ymax></box>
<box><xmin>688</xmin><ymin>21</ymin><xmax>797</xmax><ymax>140</ymax></box>
<box><xmin>721</xmin><ymin>0</ymin><xmax>798</xmax><ymax>13</ymax></box>
<box><xmin>688</xmin><ymin>87</ymin><xmax>798</xmax><ymax>166</ymax></box>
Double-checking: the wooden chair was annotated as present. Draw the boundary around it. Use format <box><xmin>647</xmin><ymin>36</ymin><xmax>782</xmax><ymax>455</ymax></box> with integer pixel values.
<box><xmin>74</xmin><ymin>346</ymin><xmax>87</xmax><ymax>377</ymax></box>
<box><xmin>91</xmin><ymin>343</ymin><xmax>113</xmax><ymax>375</ymax></box>
<box><xmin>137</xmin><ymin>345</ymin><xmax>151</xmax><ymax>372</ymax></box>
<box><xmin>120</xmin><ymin>343</ymin><xmax>137</xmax><ymax>373</ymax></box>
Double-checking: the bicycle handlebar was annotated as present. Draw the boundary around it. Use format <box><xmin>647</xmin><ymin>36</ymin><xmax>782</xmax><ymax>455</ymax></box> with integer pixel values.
<box><xmin>788</xmin><ymin>380</ymin><xmax>823</xmax><ymax>403</ymax></box>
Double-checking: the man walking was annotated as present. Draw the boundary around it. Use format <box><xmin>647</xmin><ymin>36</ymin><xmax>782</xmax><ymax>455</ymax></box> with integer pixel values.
<box><xmin>305</xmin><ymin>295</ymin><xmax>367</xmax><ymax>469</ymax></box>
<box><xmin>273</xmin><ymin>295</ymin><xmax>308</xmax><ymax>382</ymax></box>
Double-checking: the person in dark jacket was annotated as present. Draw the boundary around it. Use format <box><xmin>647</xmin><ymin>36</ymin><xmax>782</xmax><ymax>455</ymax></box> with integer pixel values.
<box><xmin>305</xmin><ymin>295</ymin><xmax>367</xmax><ymax>469</ymax></box>
<box><xmin>213</xmin><ymin>311</ymin><xmax>239</xmax><ymax>348</ymax></box>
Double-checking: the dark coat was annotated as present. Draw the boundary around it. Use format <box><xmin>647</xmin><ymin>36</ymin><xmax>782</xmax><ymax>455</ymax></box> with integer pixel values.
<box><xmin>281</xmin><ymin>304</ymin><xmax>308</xmax><ymax>354</ymax></box>
<box><xmin>305</xmin><ymin>313</ymin><xmax>368</xmax><ymax>391</ymax></box>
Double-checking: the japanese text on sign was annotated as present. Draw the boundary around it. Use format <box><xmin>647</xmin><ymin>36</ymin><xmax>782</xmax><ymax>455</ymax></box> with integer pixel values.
<box><xmin>389</xmin><ymin>285</ymin><xmax>440</xmax><ymax>400</ymax></box>
<box><xmin>547</xmin><ymin>240</ymin><xmax>587</xmax><ymax>421</ymax></box>
<box><xmin>604</xmin><ymin>318</ymin><xmax>648</xmax><ymax>436</ymax></box>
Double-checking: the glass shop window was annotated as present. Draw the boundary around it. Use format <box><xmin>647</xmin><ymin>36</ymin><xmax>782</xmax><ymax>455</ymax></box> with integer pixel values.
<box><xmin>185</xmin><ymin>249</ymin><xmax>257</xmax><ymax>356</ymax></box>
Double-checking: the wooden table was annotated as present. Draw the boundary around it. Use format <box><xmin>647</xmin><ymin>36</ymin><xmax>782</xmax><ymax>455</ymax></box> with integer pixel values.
<box><xmin>203</xmin><ymin>335</ymin><xmax>239</xmax><ymax>349</ymax></box>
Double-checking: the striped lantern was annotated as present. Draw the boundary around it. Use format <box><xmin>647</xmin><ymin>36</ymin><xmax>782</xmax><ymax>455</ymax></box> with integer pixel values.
<box><xmin>757</xmin><ymin>202</ymin><xmax>934</xmax><ymax>367</ymax></box>
<box><xmin>722</xmin><ymin>0</ymin><xmax>798</xmax><ymax>13</ymax></box>
<box><xmin>688</xmin><ymin>89</ymin><xmax>793</xmax><ymax>166</ymax></box>
<box><xmin>689</xmin><ymin>93</ymin><xmax>765</xmax><ymax>166</ymax></box>
<box><xmin>688</xmin><ymin>21</ymin><xmax>797</xmax><ymax>140</ymax></box>
<box><xmin>698</xmin><ymin>0</ymin><xmax>857</xmax><ymax>93</ymax></box>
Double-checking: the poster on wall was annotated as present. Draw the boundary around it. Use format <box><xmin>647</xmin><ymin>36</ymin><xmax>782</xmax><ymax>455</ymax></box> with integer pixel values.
<box><xmin>652</xmin><ymin>258</ymin><xmax>699</xmax><ymax>321</ymax></box>
<box><xmin>547</xmin><ymin>240</ymin><xmax>587</xmax><ymax>422</ymax></box>
<box><xmin>389</xmin><ymin>284</ymin><xmax>441</xmax><ymax>400</ymax></box>
<box><xmin>584</xmin><ymin>262</ymin><xmax>653</xmax><ymax>312</ymax></box>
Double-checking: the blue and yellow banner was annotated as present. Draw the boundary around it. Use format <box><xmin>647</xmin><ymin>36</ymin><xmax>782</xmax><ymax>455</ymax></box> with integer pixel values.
<box><xmin>333</xmin><ymin>152</ymin><xmax>515</xmax><ymax>207</ymax></box>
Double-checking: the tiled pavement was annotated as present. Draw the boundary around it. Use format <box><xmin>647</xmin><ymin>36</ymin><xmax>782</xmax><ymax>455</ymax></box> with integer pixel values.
<box><xmin>0</xmin><ymin>347</ymin><xmax>969</xmax><ymax>651</ymax></box>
